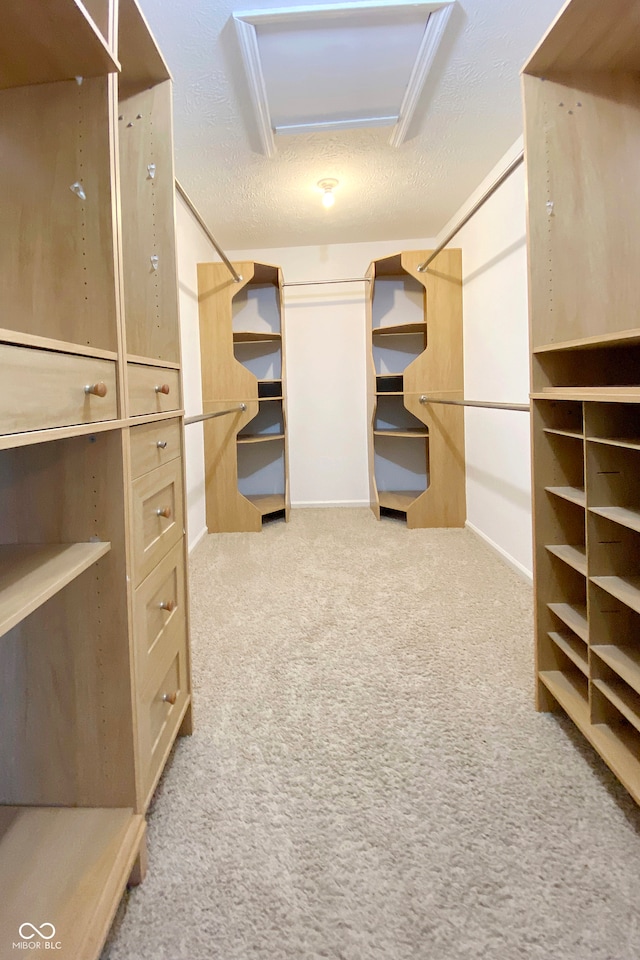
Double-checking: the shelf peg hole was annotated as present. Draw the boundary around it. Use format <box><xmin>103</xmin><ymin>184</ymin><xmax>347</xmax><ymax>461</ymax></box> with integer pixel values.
<box><xmin>84</xmin><ymin>382</ymin><xmax>108</xmax><ymax>397</ymax></box>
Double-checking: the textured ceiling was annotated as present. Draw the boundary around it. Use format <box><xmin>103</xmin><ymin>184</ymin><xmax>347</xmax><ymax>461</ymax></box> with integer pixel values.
<box><xmin>138</xmin><ymin>0</ymin><xmax>565</xmax><ymax>249</ymax></box>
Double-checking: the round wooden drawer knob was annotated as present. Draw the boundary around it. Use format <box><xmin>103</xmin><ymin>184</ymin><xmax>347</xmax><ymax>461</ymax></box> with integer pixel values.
<box><xmin>156</xmin><ymin>506</ymin><xmax>172</xmax><ymax>519</ymax></box>
<box><xmin>162</xmin><ymin>692</ymin><xmax>177</xmax><ymax>705</ymax></box>
<box><xmin>155</xmin><ymin>384</ymin><xmax>171</xmax><ymax>395</ymax></box>
<box><xmin>157</xmin><ymin>440</ymin><xmax>168</xmax><ymax>449</ymax></box>
<box><xmin>84</xmin><ymin>382</ymin><xmax>108</xmax><ymax>397</ymax></box>
<box><xmin>160</xmin><ymin>600</ymin><xmax>177</xmax><ymax>612</ymax></box>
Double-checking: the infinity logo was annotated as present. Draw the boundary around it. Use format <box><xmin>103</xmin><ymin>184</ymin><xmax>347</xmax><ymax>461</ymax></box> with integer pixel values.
<box><xmin>18</xmin><ymin>923</ymin><xmax>56</xmax><ymax>941</ymax></box>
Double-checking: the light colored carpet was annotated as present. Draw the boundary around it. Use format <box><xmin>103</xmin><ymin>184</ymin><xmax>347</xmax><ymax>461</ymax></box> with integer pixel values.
<box><xmin>103</xmin><ymin>508</ymin><xmax>640</xmax><ymax>960</ymax></box>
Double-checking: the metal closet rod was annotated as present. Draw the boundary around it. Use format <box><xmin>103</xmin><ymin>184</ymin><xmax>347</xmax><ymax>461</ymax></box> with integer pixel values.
<box><xmin>417</xmin><ymin>150</ymin><xmax>525</xmax><ymax>273</ymax></box>
<box><xmin>184</xmin><ymin>404</ymin><xmax>246</xmax><ymax>425</ymax></box>
<box><xmin>283</xmin><ymin>277</ymin><xmax>371</xmax><ymax>287</ymax></box>
<box><xmin>419</xmin><ymin>395</ymin><xmax>529</xmax><ymax>413</ymax></box>
<box><xmin>175</xmin><ymin>179</ymin><xmax>243</xmax><ymax>284</ymax></box>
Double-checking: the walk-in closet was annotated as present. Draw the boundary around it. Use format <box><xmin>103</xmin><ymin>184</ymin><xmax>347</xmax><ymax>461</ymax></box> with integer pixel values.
<box><xmin>3</xmin><ymin>0</ymin><xmax>640</xmax><ymax>958</ymax></box>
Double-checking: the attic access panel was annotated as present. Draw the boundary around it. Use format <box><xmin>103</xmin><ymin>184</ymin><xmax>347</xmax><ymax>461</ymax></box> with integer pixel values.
<box><xmin>233</xmin><ymin>0</ymin><xmax>454</xmax><ymax>156</ymax></box>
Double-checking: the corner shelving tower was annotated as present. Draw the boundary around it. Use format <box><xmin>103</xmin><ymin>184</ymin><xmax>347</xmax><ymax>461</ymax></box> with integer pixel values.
<box><xmin>197</xmin><ymin>261</ymin><xmax>290</xmax><ymax>533</ymax></box>
<box><xmin>366</xmin><ymin>249</ymin><xmax>466</xmax><ymax>528</ymax></box>
<box><xmin>524</xmin><ymin>0</ymin><xmax>640</xmax><ymax>802</ymax></box>
<box><xmin>0</xmin><ymin>0</ymin><xmax>192</xmax><ymax>954</ymax></box>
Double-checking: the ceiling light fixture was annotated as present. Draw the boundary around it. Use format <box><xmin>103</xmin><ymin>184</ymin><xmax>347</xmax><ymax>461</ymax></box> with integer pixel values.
<box><xmin>318</xmin><ymin>178</ymin><xmax>338</xmax><ymax>209</ymax></box>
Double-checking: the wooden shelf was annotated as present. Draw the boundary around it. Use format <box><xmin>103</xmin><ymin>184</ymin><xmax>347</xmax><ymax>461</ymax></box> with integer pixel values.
<box><xmin>372</xmin><ymin>322</ymin><xmax>427</xmax><ymax>337</ymax></box>
<box><xmin>587</xmin><ymin>436</ymin><xmax>640</xmax><ymax>451</ymax></box>
<box><xmin>543</xmin><ymin>427</ymin><xmax>583</xmax><ymax>440</ymax></box>
<box><xmin>593</xmin><ymin>678</ymin><xmax>640</xmax><ymax>736</ymax></box>
<box><xmin>545</xmin><ymin>485</ymin><xmax>586</xmax><ymax>508</ymax></box>
<box><xmin>0</xmin><ymin>807</ymin><xmax>144</xmax><ymax>954</ymax></box>
<box><xmin>0</xmin><ymin>542</ymin><xmax>111</xmax><ymax>640</ymax></box>
<box><xmin>540</xmin><ymin>670</ymin><xmax>640</xmax><ymax>805</ymax></box>
<box><xmin>233</xmin><ymin>331</ymin><xmax>281</xmax><ymax>343</ymax></box>
<box><xmin>592</xmin><ymin>645</ymin><xmax>640</xmax><ymax>698</ymax></box>
<box><xmin>549</xmin><ymin>631</ymin><xmax>588</xmax><ymax>676</ymax></box>
<box><xmin>548</xmin><ymin>602</ymin><xmax>588</xmax><ymax>643</ymax></box>
<box><xmin>589</xmin><ymin>505</ymin><xmax>640</xmax><ymax>534</ymax></box>
<box><xmin>374</xmin><ymin>429</ymin><xmax>428</xmax><ymax>438</ymax></box>
<box><xmin>237</xmin><ymin>433</ymin><xmax>285</xmax><ymax>444</ymax></box>
<box><xmin>545</xmin><ymin>543</ymin><xmax>587</xmax><ymax>576</ymax></box>
<box><xmin>539</xmin><ymin>669</ymin><xmax>589</xmax><ymax>722</ymax></box>
<box><xmin>532</xmin><ymin>388</ymin><xmax>640</xmax><ymax>403</ymax></box>
<box><xmin>590</xmin><ymin>575</ymin><xmax>640</xmax><ymax>616</ymax></box>
<box><xmin>378</xmin><ymin>490</ymin><xmax>423</xmax><ymax>512</ymax></box>
<box><xmin>0</xmin><ymin>0</ymin><xmax>119</xmax><ymax>90</ymax></box>
<box><xmin>0</xmin><ymin>329</ymin><xmax>118</xmax><ymax>362</ymax></box>
<box><xmin>245</xmin><ymin>494</ymin><xmax>286</xmax><ymax>516</ymax></box>
<box><xmin>375</xmin><ymin>392</ymin><xmax>404</xmax><ymax>397</ymax></box>
<box><xmin>535</xmin><ymin>328</ymin><xmax>640</xmax><ymax>354</ymax></box>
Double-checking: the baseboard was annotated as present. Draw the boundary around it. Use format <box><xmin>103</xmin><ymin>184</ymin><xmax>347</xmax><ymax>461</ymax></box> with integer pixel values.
<box><xmin>465</xmin><ymin>520</ymin><xmax>533</xmax><ymax>584</ymax></box>
<box><xmin>292</xmin><ymin>499</ymin><xmax>371</xmax><ymax>509</ymax></box>
<box><xmin>188</xmin><ymin>525</ymin><xmax>208</xmax><ymax>553</ymax></box>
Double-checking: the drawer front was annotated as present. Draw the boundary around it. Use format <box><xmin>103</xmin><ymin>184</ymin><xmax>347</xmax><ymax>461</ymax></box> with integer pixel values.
<box><xmin>137</xmin><ymin>632</ymin><xmax>189</xmax><ymax>804</ymax></box>
<box><xmin>132</xmin><ymin>459</ymin><xmax>184</xmax><ymax>583</ymax></box>
<box><xmin>0</xmin><ymin>343</ymin><xmax>117</xmax><ymax>436</ymax></box>
<box><xmin>128</xmin><ymin>363</ymin><xmax>180</xmax><ymax>417</ymax></box>
<box><xmin>134</xmin><ymin>539</ymin><xmax>186</xmax><ymax>684</ymax></box>
<box><xmin>130</xmin><ymin>418</ymin><xmax>182</xmax><ymax>479</ymax></box>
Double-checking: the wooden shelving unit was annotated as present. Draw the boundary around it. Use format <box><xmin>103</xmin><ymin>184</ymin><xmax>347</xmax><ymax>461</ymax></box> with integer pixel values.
<box><xmin>365</xmin><ymin>250</ymin><xmax>465</xmax><ymax>528</ymax></box>
<box><xmin>524</xmin><ymin>0</ymin><xmax>640</xmax><ymax>805</ymax></box>
<box><xmin>0</xmin><ymin>1</ymin><xmax>192</xmax><ymax>954</ymax></box>
<box><xmin>197</xmin><ymin>261</ymin><xmax>290</xmax><ymax>532</ymax></box>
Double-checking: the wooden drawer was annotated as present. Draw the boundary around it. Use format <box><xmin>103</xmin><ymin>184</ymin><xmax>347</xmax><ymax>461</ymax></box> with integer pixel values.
<box><xmin>136</xmin><ymin>628</ymin><xmax>189</xmax><ymax>804</ymax></box>
<box><xmin>0</xmin><ymin>343</ymin><xmax>117</xmax><ymax>436</ymax></box>
<box><xmin>128</xmin><ymin>363</ymin><xmax>180</xmax><ymax>417</ymax></box>
<box><xmin>134</xmin><ymin>540</ymin><xmax>186</xmax><ymax>684</ymax></box>
<box><xmin>132</xmin><ymin>459</ymin><xmax>183</xmax><ymax>584</ymax></box>
<box><xmin>130</xmin><ymin>418</ymin><xmax>181</xmax><ymax>480</ymax></box>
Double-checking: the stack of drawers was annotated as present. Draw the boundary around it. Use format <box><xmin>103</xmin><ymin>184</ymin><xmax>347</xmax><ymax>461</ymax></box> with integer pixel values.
<box><xmin>130</xmin><ymin>414</ymin><xmax>190</xmax><ymax>807</ymax></box>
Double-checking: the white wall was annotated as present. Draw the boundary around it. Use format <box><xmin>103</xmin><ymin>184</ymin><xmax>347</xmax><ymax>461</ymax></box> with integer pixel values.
<box><xmin>175</xmin><ymin>192</ymin><xmax>218</xmax><ymax>550</ymax></box>
<box><xmin>436</xmin><ymin>137</ymin><xmax>533</xmax><ymax>578</ymax></box>
<box><xmin>175</xmin><ymin>143</ymin><xmax>533</xmax><ymax>577</ymax></box>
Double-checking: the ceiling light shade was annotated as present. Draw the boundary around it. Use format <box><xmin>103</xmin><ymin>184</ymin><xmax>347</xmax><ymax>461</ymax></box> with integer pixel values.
<box><xmin>318</xmin><ymin>178</ymin><xmax>338</xmax><ymax>209</ymax></box>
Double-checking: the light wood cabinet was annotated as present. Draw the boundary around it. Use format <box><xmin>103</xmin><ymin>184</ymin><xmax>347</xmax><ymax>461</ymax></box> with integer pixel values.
<box><xmin>197</xmin><ymin>261</ymin><xmax>290</xmax><ymax>532</ymax></box>
<box><xmin>524</xmin><ymin>0</ymin><xmax>640</xmax><ymax>803</ymax></box>
<box><xmin>0</xmin><ymin>1</ymin><xmax>192</xmax><ymax>954</ymax></box>
<box><xmin>366</xmin><ymin>250</ymin><xmax>466</xmax><ymax>528</ymax></box>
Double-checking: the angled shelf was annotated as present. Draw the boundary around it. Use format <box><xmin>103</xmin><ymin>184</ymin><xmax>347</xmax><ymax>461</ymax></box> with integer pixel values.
<box><xmin>549</xmin><ymin>631</ymin><xmax>588</xmax><ymax>677</ymax></box>
<box><xmin>545</xmin><ymin>485</ymin><xmax>586</xmax><ymax>508</ymax></box>
<box><xmin>545</xmin><ymin>543</ymin><xmax>587</xmax><ymax>577</ymax></box>
<box><xmin>591</xmin><ymin>645</ymin><xmax>640</xmax><ymax>698</ymax></box>
<box><xmin>548</xmin><ymin>601</ymin><xmax>588</xmax><ymax>643</ymax></box>
<box><xmin>590</xmin><ymin>576</ymin><xmax>640</xmax><ymax>616</ymax></box>
<box><xmin>0</xmin><ymin>541</ymin><xmax>111</xmax><ymax>640</ymax></box>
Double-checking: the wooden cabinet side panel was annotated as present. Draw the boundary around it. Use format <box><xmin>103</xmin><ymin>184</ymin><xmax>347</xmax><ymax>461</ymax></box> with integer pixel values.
<box><xmin>119</xmin><ymin>81</ymin><xmax>180</xmax><ymax>363</ymax></box>
<box><xmin>0</xmin><ymin>77</ymin><xmax>118</xmax><ymax>351</ymax></box>
<box><xmin>524</xmin><ymin>72</ymin><xmax>640</xmax><ymax>354</ymax></box>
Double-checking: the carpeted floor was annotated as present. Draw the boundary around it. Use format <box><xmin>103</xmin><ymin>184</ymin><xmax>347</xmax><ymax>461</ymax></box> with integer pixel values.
<box><xmin>103</xmin><ymin>509</ymin><xmax>640</xmax><ymax>960</ymax></box>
